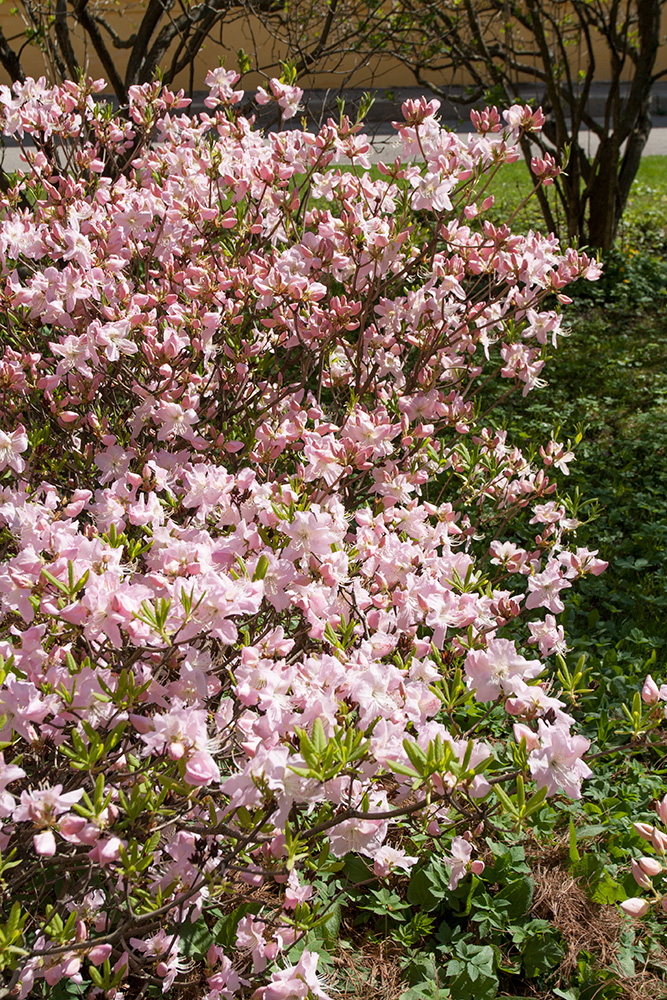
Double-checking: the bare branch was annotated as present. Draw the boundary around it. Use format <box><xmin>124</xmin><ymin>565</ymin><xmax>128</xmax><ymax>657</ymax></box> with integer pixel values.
<box><xmin>0</xmin><ymin>24</ymin><xmax>26</xmax><ymax>83</ymax></box>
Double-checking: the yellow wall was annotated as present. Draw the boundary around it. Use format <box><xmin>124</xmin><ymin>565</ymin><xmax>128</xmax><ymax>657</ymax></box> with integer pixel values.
<box><xmin>1</xmin><ymin>5</ymin><xmax>666</xmax><ymax>93</ymax></box>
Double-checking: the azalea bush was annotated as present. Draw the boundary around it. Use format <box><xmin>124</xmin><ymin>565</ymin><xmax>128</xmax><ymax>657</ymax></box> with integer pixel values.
<box><xmin>0</xmin><ymin>68</ymin><xmax>633</xmax><ymax>998</ymax></box>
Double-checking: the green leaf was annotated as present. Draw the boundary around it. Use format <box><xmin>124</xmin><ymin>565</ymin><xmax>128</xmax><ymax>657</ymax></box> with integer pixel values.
<box><xmin>494</xmin><ymin>783</ymin><xmax>518</xmax><ymax>816</ymax></box>
<box><xmin>495</xmin><ymin>877</ymin><xmax>534</xmax><ymax>916</ymax></box>
<box><xmin>590</xmin><ymin>873</ymin><xmax>626</xmax><ymax>905</ymax></box>
<box><xmin>311</xmin><ymin>718</ymin><xmax>327</xmax><ymax>756</ymax></box>
<box><xmin>522</xmin><ymin>933</ymin><xmax>564</xmax><ymax>977</ymax></box>
<box><xmin>343</xmin><ymin>854</ymin><xmax>373</xmax><ymax>884</ymax></box>
<box><xmin>181</xmin><ymin>915</ymin><xmax>214</xmax><ymax>959</ymax></box>
<box><xmin>213</xmin><ymin>902</ymin><xmax>257</xmax><ymax>949</ymax></box>
<box><xmin>253</xmin><ymin>554</ymin><xmax>269</xmax><ymax>581</ymax></box>
<box><xmin>385</xmin><ymin>758</ymin><xmax>420</xmax><ymax>777</ymax></box>
<box><xmin>568</xmin><ymin>817</ymin><xmax>580</xmax><ymax>863</ymax></box>
<box><xmin>403</xmin><ymin>739</ymin><xmax>427</xmax><ymax>774</ymax></box>
<box><xmin>446</xmin><ymin>943</ymin><xmax>497</xmax><ymax>1000</ymax></box>
<box><xmin>407</xmin><ymin>860</ymin><xmax>451</xmax><ymax>911</ymax></box>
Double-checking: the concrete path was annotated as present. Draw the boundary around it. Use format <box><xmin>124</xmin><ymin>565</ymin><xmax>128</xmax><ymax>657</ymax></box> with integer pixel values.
<box><xmin>367</xmin><ymin>128</ymin><xmax>667</xmax><ymax>162</ymax></box>
<box><xmin>2</xmin><ymin>127</ymin><xmax>667</xmax><ymax>173</ymax></box>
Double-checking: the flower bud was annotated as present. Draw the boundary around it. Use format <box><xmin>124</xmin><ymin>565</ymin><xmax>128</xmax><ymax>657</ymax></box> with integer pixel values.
<box><xmin>88</xmin><ymin>944</ymin><xmax>112</xmax><ymax>966</ymax></box>
<box><xmin>631</xmin><ymin>858</ymin><xmax>653</xmax><ymax>889</ymax></box>
<box><xmin>640</xmin><ymin>856</ymin><xmax>662</xmax><ymax>877</ymax></box>
<box><xmin>620</xmin><ymin>897</ymin><xmax>650</xmax><ymax>917</ymax></box>
<box><xmin>512</xmin><ymin>723</ymin><xmax>540</xmax><ymax>751</ymax></box>
<box><xmin>33</xmin><ymin>829</ymin><xmax>56</xmax><ymax>857</ymax></box>
<box><xmin>634</xmin><ymin>822</ymin><xmax>656</xmax><ymax>842</ymax></box>
<box><xmin>652</xmin><ymin>828</ymin><xmax>667</xmax><ymax>853</ymax></box>
<box><xmin>642</xmin><ymin>674</ymin><xmax>660</xmax><ymax>705</ymax></box>
<box><xmin>470</xmin><ymin>860</ymin><xmax>485</xmax><ymax>876</ymax></box>
<box><xmin>658</xmin><ymin>796</ymin><xmax>667</xmax><ymax>826</ymax></box>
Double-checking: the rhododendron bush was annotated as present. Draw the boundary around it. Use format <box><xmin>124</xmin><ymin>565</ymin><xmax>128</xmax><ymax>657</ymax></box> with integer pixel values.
<box><xmin>0</xmin><ymin>68</ymin><xmax>613</xmax><ymax>997</ymax></box>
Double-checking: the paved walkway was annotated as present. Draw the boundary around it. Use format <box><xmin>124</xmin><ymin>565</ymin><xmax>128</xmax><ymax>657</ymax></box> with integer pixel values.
<box><xmin>367</xmin><ymin>127</ymin><xmax>667</xmax><ymax>162</ymax></box>
<box><xmin>2</xmin><ymin>126</ymin><xmax>667</xmax><ymax>172</ymax></box>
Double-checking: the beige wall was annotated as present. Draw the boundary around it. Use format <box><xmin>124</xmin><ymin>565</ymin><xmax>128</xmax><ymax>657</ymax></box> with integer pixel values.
<box><xmin>1</xmin><ymin>5</ymin><xmax>666</xmax><ymax>93</ymax></box>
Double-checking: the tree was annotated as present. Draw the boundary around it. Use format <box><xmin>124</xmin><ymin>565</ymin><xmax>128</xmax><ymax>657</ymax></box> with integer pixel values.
<box><xmin>0</xmin><ymin>0</ymin><xmax>287</xmax><ymax>103</ymax></box>
<box><xmin>257</xmin><ymin>0</ymin><xmax>667</xmax><ymax>248</ymax></box>
<box><xmin>1</xmin><ymin>0</ymin><xmax>664</xmax><ymax>248</ymax></box>
<box><xmin>347</xmin><ymin>0</ymin><xmax>667</xmax><ymax>249</ymax></box>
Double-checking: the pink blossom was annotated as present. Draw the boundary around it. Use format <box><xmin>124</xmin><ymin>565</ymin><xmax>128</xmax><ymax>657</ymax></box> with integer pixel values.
<box><xmin>528</xmin><ymin>722</ymin><xmax>591</xmax><ymax>799</ymax></box>
<box><xmin>525</xmin><ymin>565</ymin><xmax>572</xmax><ymax>613</ymax></box>
<box><xmin>658</xmin><ymin>796</ymin><xmax>667</xmax><ymax>825</ymax></box>
<box><xmin>465</xmin><ymin>638</ymin><xmax>543</xmax><ymax>702</ymax></box>
<box><xmin>255</xmin><ymin>79</ymin><xmax>303</xmax><ymax>120</ymax></box>
<box><xmin>527</xmin><ymin>614</ymin><xmax>568</xmax><ymax>657</ymax></box>
<box><xmin>446</xmin><ymin>835</ymin><xmax>473</xmax><ymax>889</ymax></box>
<box><xmin>373</xmin><ymin>845</ymin><xmax>419</xmax><ymax>877</ymax></box>
<box><xmin>254</xmin><ymin>949</ymin><xmax>331</xmax><ymax>1000</ymax></box>
<box><xmin>639</xmin><ymin>856</ymin><xmax>662</xmax><ymax>877</ymax></box>
<box><xmin>13</xmin><ymin>784</ymin><xmax>84</xmax><ymax>855</ymax></box>
<box><xmin>0</xmin><ymin>752</ymin><xmax>26</xmax><ymax>818</ymax></box>
<box><xmin>631</xmin><ymin>858</ymin><xmax>653</xmax><ymax>889</ymax></box>
<box><xmin>283</xmin><ymin>869</ymin><xmax>314</xmax><ymax>909</ymax></box>
<box><xmin>0</xmin><ymin>76</ymin><xmax>609</xmax><ymax>996</ymax></box>
<box><xmin>0</xmin><ymin>425</ymin><xmax>28</xmax><ymax>473</ymax></box>
<box><xmin>513</xmin><ymin>723</ymin><xmax>540</xmax><ymax>751</ymax></box>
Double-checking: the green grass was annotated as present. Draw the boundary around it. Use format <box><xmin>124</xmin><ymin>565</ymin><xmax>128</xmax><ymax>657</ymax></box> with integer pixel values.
<box><xmin>484</xmin><ymin>155</ymin><xmax>667</xmax><ymax>248</ymax></box>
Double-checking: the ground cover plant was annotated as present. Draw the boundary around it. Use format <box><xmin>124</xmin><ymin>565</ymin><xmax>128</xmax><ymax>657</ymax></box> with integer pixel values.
<box><xmin>0</xmin><ymin>71</ymin><xmax>665</xmax><ymax>1000</ymax></box>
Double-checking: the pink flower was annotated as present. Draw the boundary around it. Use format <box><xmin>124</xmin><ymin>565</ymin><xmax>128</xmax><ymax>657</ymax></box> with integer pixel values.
<box><xmin>446</xmin><ymin>836</ymin><xmax>473</xmax><ymax>889</ymax></box>
<box><xmin>528</xmin><ymin>722</ymin><xmax>591</xmax><ymax>799</ymax></box>
<box><xmin>373</xmin><ymin>845</ymin><xmax>419</xmax><ymax>877</ymax></box>
<box><xmin>283</xmin><ymin>869</ymin><xmax>314</xmax><ymax>909</ymax></box>
<box><xmin>184</xmin><ymin>749</ymin><xmax>221</xmax><ymax>787</ymax></box>
<box><xmin>205</xmin><ymin>67</ymin><xmax>243</xmax><ymax>106</ymax></box>
<box><xmin>328</xmin><ymin>816</ymin><xmax>388</xmax><ymax>858</ymax></box>
<box><xmin>33</xmin><ymin>828</ymin><xmax>57</xmax><ymax>856</ymax></box>
<box><xmin>640</xmin><ymin>856</ymin><xmax>662</xmax><ymax>877</ymax></box>
<box><xmin>658</xmin><ymin>796</ymin><xmax>667</xmax><ymax>825</ymax></box>
<box><xmin>254</xmin><ymin>949</ymin><xmax>331</xmax><ymax>1000</ymax></box>
<box><xmin>13</xmin><ymin>784</ymin><xmax>85</xmax><ymax>856</ymax></box>
<box><xmin>465</xmin><ymin>638</ymin><xmax>543</xmax><ymax>702</ymax></box>
<box><xmin>87</xmin><ymin>944</ymin><xmax>113</xmax><ymax>966</ymax></box>
<box><xmin>631</xmin><ymin>858</ymin><xmax>653</xmax><ymax>889</ymax></box>
<box><xmin>236</xmin><ymin>916</ymin><xmax>269</xmax><ymax>973</ymax></box>
<box><xmin>525</xmin><ymin>566</ymin><xmax>572</xmax><ymax>614</ymax></box>
<box><xmin>513</xmin><ymin>723</ymin><xmax>540</xmax><ymax>751</ymax></box>
<box><xmin>652</xmin><ymin>828</ymin><xmax>667</xmax><ymax>852</ymax></box>
<box><xmin>13</xmin><ymin>784</ymin><xmax>85</xmax><ymax>824</ymax></box>
<box><xmin>0</xmin><ymin>425</ymin><xmax>28</xmax><ymax>473</ymax></box>
<box><xmin>0</xmin><ymin>752</ymin><xmax>26</xmax><ymax>818</ymax></box>
<box><xmin>527</xmin><ymin>614</ymin><xmax>568</xmax><ymax>657</ymax></box>
<box><xmin>255</xmin><ymin>79</ymin><xmax>303</xmax><ymax>120</ymax></box>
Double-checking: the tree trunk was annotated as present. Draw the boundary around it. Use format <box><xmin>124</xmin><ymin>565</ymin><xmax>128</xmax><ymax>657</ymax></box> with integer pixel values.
<box><xmin>0</xmin><ymin>27</ymin><xmax>25</xmax><ymax>83</ymax></box>
<box><xmin>587</xmin><ymin>135</ymin><xmax>622</xmax><ymax>250</ymax></box>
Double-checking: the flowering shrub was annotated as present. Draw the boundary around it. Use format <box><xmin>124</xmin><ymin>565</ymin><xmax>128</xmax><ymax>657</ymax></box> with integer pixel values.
<box><xmin>0</xmin><ymin>68</ymin><xmax>609</xmax><ymax>997</ymax></box>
